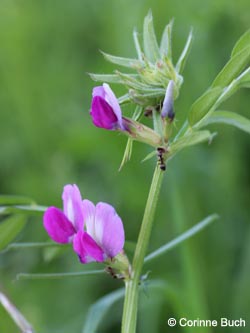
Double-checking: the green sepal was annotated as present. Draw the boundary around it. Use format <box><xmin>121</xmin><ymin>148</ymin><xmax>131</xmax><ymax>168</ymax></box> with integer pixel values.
<box><xmin>160</xmin><ymin>19</ymin><xmax>174</xmax><ymax>60</ymax></box>
<box><xmin>175</xmin><ymin>29</ymin><xmax>193</xmax><ymax>73</ymax></box>
<box><xmin>133</xmin><ymin>28</ymin><xmax>143</xmax><ymax>61</ymax></box>
<box><xmin>143</xmin><ymin>10</ymin><xmax>161</xmax><ymax>62</ymax></box>
<box><xmin>101</xmin><ymin>51</ymin><xmax>142</xmax><ymax>69</ymax></box>
<box><xmin>88</xmin><ymin>73</ymin><xmax>124</xmax><ymax>84</ymax></box>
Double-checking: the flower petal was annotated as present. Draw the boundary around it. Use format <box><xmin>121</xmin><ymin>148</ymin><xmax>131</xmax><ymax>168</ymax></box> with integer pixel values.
<box><xmin>103</xmin><ymin>83</ymin><xmax>124</xmax><ymax>129</ymax></box>
<box><xmin>90</xmin><ymin>96</ymin><xmax>118</xmax><ymax>129</ymax></box>
<box><xmin>92</xmin><ymin>86</ymin><xmax>105</xmax><ymax>99</ymax></box>
<box><xmin>62</xmin><ymin>184</ymin><xmax>84</xmax><ymax>230</ymax></box>
<box><xmin>162</xmin><ymin>80</ymin><xmax>175</xmax><ymax>120</ymax></box>
<box><xmin>43</xmin><ymin>207</ymin><xmax>76</xmax><ymax>243</ymax></box>
<box><xmin>93</xmin><ymin>202</ymin><xmax>125</xmax><ymax>258</ymax></box>
<box><xmin>73</xmin><ymin>230</ymin><xmax>105</xmax><ymax>263</ymax></box>
<box><xmin>82</xmin><ymin>199</ymin><xmax>96</xmax><ymax>235</ymax></box>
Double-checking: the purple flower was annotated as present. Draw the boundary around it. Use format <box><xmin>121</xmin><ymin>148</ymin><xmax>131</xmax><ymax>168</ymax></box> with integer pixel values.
<box><xmin>90</xmin><ymin>83</ymin><xmax>125</xmax><ymax>130</ymax></box>
<box><xmin>43</xmin><ymin>184</ymin><xmax>125</xmax><ymax>264</ymax></box>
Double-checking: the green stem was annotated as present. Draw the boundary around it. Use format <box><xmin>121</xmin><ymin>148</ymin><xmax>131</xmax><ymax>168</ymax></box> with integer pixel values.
<box><xmin>121</xmin><ymin>164</ymin><xmax>164</xmax><ymax>333</ymax></box>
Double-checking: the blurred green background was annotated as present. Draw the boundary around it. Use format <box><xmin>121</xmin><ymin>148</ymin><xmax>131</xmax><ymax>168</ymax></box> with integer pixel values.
<box><xmin>0</xmin><ymin>0</ymin><xmax>249</xmax><ymax>332</ymax></box>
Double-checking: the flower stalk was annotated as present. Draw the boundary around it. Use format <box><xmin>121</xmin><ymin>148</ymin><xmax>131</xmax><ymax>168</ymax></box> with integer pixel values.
<box><xmin>121</xmin><ymin>164</ymin><xmax>164</xmax><ymax>333</ymax></box>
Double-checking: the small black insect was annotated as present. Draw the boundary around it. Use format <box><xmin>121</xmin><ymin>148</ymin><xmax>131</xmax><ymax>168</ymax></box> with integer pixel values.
<box><xmin>157</xmin><ymin>147</ymin><xmax>167</xmax><ymax>171</ymax></box>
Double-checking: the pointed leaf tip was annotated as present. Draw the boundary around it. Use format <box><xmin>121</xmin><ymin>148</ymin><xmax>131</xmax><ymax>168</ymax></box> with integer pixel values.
<box><xmin>143</xmin><ymin>11</ymin><xmax>161</xmax><ymax>62</ymax></box>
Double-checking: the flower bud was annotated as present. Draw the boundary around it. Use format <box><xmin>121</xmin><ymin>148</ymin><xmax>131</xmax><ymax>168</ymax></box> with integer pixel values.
<box><xmin>161</xmin><ymin>80</ymin><xmax>175</xmax><ymax>120</ymax></box>
<box><xmin>90</xmin><ymin>83</ymin><xmax>125</xmax><ymax>130</ymax></box>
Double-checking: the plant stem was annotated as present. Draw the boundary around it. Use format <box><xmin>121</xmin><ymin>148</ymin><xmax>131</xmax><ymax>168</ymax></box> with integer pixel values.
<box><xmin>121</xmin><ymin>164</ymin><xmax>164</xmax><ymax>333</ymax></box>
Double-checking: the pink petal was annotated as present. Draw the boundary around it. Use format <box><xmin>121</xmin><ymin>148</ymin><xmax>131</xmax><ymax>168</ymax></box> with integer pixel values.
<box><xmin>94</xmin><ymin>202</ymin><xmax>125</xmax><ymax>258</ymax></box>
<box><xmin>73</xmin><ymin>230</ymin><xmax>105</xmax><ymax>263</ymax></box>
<box><xmin>92</xmin><ymin>86</ymin><xmax>105</xmax><ymax>99</ymax></box>
<box><xmin>103</xmin><ymin>83</ymin><xmax>124</xmax><ymax>129</ymax></box>
<box><xmin>82</xmin><ymin>199</ymin><xmax>96</xmax><ymax>235</ymax></box>
<box><xmin>62</xmin><ymin>184</ymin><xmax>84</xmax><ymax>230</ymax></box>
<box><xmin>90</xmin><ymin>96</ymin><xmax>118</xmax><ymax>130</ymax></box>
<box><xmin>43</xmin><ymin>207</ymin><xmax>76</xmax><ymax>243</ymax></box>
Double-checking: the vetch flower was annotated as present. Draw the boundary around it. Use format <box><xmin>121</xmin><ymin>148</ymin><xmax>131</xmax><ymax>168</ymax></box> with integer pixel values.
<box><xmin>90</xmin><ymin>83</ymin><xmax>162</xmax><ymax>148</ymax></box>
<box><xmin>161</xmin><ymin>80</ymin><xmax>175</xmax><ymax>121</ymax></box>
<box><xmin>43</xmin><ymin>184</ymin><xmax>125</xmax><ymax>264</ymax></box>
<box><xmin>90</xmin><ymin>83</ymin><xmax>125</xmax><ymax>130</ymax></box>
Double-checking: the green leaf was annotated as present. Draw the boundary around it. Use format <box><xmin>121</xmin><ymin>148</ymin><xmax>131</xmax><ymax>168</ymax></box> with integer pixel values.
<box><xmin>119</xmin><ymin>138</ymin><xmax>133</xmax><ymax>171</ymax></box>
<box><xmin>175</xmin><ymin>29</ymin><xmax>193</xmax><ymax>73</ymax></box>
<box><xmin>169</xmin><ymin>130</ymin><xmax>216</xmax><ymax>155</ymax></box>
<box><xmin>143</xmin><ymin>11</ymin><xmax>161</xmax><ymax>62</ymax></box>
<box><xmin>17</xmin><ymin>270</ymin><xmax>105</xmax><ymax>280</ymax></box>
<box><xmin>145</xmin><ymin>214</ymin><xmax>218</xmax><ymax>263</ymax></box>
<box><xmin>1</xmin><ymin>241</ymin><xmax>60</xmax><ymax>253</ymax></box>
<box><xmin>231</xmin><ymin>29</ymin><xmax>250</xmax><ymax>57</ymax></box>
<box><xmin>133</xmin><ymin>28</ymin><xmax>143</xmax><ymax>61</ymax></box>
<box><xmin>0</xmin><ymin>204</ymin><xmax>47</xmax><ymax>216</ymax></box>
<box><xmin>160</xmin><ymin>19</ymin><xmax>174</xmax><ymax>59</ymax></box>
<box><xmin>82</xmin><ymin>288</ymin><xmax>125</xmax><ymax>333</ymax></box>
<box><xmin>88</xmin><ymin>73</ymin><xmax>124</xmax><ymax>84</ymax></box>
<box><xmin>141</xmin><ymin>150</ymin><xmax>157</xmax><ymax>163</ymax></box>
<box><xmin>188</xmin><ymin>87</ymin><xmax>223</xmax><ymax>126</ymax></box>
<box><xmin>212</xmin><ymin>46</ymin><xmax>250</xmax><ymax>88</ymax></box>
<box><xmin>237</xmin><ymin>67</ymin><xmax>250</xmax><ymax>88</ymax></box>
<box><xmin>101</xmin><ymin>51</ymin><xmax>142</xmax><ymax>68</ymax></box>
<box><xmin>202</xmin><ymin>110</ymin><xmax>250</xmax><ymax>135</ymax></box>
<box><xmin>0</xmin><ymin>195</ymin><xmax>35</xmax><ymax>205</ymax></box>
<box><xmin>0</xmin><ymin>215</ymin><xmax>27</xmax><ymax>251</ymax></box>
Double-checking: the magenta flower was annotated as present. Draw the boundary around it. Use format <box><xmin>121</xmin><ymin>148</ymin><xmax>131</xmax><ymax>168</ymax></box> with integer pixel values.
<box><xmin>43</xmin><ymin>184</ymin><xmax>125</xmax><ymax>264</ymax></box>
<box><xmin>90</xmin><ymin>83</ymin><xmax>125</xmax><ymax>130</ymax></box>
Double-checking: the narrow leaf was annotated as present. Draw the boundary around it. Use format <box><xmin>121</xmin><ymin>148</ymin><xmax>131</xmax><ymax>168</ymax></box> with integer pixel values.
<box><xmin>82</xmin><ymin>288</ymin><xmax>125</xmax><ymax>333</ymax></box>
<box><xmin>133</xmin><ymin>28</ymin><xmax>143</xmax><ymax>61</ymax></box>
<box><xmin>0</xmin><ymin>204</ymin><xmax>47</xmax><ymax>216</ymax></box>
<box><xmin>119</xmin><ymin>138</ymin><xmax>133</xmax><ymax>171</ymax></box>
<box><xmin>202</xmin><ymin>110</ymin><xmax>250</xmax><ymax>135</ymax></box>
<box><xmin>188</xmin><ymin>87</ymin><xmax>223</xmax><ymax>126</ymax></box>
<box><xmin>141</xmin><ymin>150</ymin><xmax>157</xmax><ymax>163</ymax></box>
<box><xmin>101</xmin><ymin>51</ymin><xmax>142</xmax><ymax>68</ymax></box>
<box><xmin>1</xmin><ymin>241</ymin><xmax>60</xmax><ymax>253</ymax></box>
<box><xmin>231</xmin><ymin>29</ymin><xmax>250</xmax><ymax>57</ymax></box>
<box><xmin>237</xmin><ymin>66</ymin><xmax>250</xmax><ymax>88</ymax></box>
<box><xmin>212</xmin><ymin>46</ymin><xmax>250</xmax><ymax>88</ymax></box>
<box><xmin>175</xmin><ymin>29</ymin><xmax>193</xmax><ymax>73</ymax></box>
<box><xmin>160</xmin><ymin>19</ymin><xmax>174</xmax><ymax>59</ymax></box>
<box><xmin>214</xmin><ymin>67</ymin><xmax>250</xmax><ymax>105</ymax></box>
<box><xmin>17</xmin><ymin>270</ymin><xmax>105</xmax><ymax>280</ymax></box>
<box><xmin>145</xmin><ymin>214</ymin><xmax>218</xmax><ymax>263</ymax></box>
<box><xmin>143</xmin><ymin>11</ymin><xmax>161</xmax><ymax>62</ymax></box>
<box><xmin>88</xmin><ymin>73</ymin><xmax>124</xmax><ymax>84</ymax></box>
<box><xmin>0</xmin><ymin>215</ymin><xmax>27</xmax><ymax>251</ymax></box>
<box><xmin>170</xmin><ymin>130</ymin><xmax>216</xmax><ymax>155</ymax></box>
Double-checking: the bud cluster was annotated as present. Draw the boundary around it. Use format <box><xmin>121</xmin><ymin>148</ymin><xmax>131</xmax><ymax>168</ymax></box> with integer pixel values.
<box><xmin>90</xmin><ymin>11</ymin><xmax>193</xmax><ymax>168</ymax></box>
